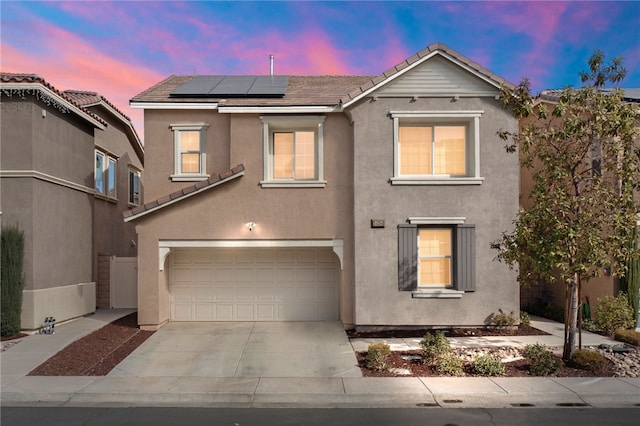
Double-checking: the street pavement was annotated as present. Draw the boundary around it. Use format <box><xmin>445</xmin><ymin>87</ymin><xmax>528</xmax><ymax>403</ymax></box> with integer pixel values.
<box><xmin>1</xmin><ymin>310</ymin><xmax>639</xmax><ymax>408</ymax></box>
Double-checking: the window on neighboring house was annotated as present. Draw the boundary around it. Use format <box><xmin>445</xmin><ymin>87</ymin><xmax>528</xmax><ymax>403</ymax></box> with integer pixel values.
<box><xmin>170</xmin><ymin>123</ymin><xmax>209</xmax><ymax>181</ymax></box>
<box><xmin>95</xmin><ymin>150</ymin><xmax>117</xmax><ymax>199</ymax></box>
<box><xmin>260</xmin><ymin>116</ymin><xmax>326</xmax><ymax>187</ymax></box>
<box><xmin>398</xmin><ymin>220</ymin><xmax>475</xmax><ymax>298</ymax></box>
<box><xmin>391</xmin><ymin>111</ymin><xmax>483</xmax><ymax>185</ymax></box>
<box><xmin>128</xmin><ymin>168</ymin><xmax>141</xmax><ymax>206</ymax></box>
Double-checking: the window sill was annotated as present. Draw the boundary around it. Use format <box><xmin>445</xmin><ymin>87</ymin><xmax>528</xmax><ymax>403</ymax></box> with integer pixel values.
<box><xmin>411</xmin><ymin>289</ymin><xmax>464</xmax><ymax>299</ymax></box>
<box><xmin>95</xmin><ymin>193</ymin><xmax>118</xmax><ymax>203</ymax></box>
<box><xmin>390</xmin><ymin>177</ymin><xmax>484</xmax><ymax>186</ymax></box>
<box><xmin>260</xmin><ymin>180</ymin><xmax>327</xmax><ymax>188</ymax></box>
<box><xmin>171</xmin><ymin>174</ymin><xmax>209</xmax><ymax>182</ymax></box>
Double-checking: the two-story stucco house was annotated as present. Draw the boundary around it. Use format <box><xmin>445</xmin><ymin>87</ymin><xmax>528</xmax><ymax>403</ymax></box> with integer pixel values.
<box><xmin>0</xmin><ymin>73</ymin><xmax>143</xmax><ymax>330</ymax></box>
<box><xmin>126</xmin><ymin>43</ymin><xmax>519</xmax><ymax>330</ymax></box>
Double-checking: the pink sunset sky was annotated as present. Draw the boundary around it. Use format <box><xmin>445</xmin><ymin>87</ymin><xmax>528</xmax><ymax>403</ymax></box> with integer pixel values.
<box><xmin>2</xmin><ymin>1</ymin><xmax>638</xmax><ymax>143</ymax></box>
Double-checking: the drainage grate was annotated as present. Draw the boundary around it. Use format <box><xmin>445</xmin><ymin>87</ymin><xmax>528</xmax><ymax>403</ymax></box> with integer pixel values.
<box><xmin>415</xmin><ymin>402</ymin><xmax>439</xmax><ymax>407</ymax></box>
<box><xmin>556</xmin><ymin>402</ymin><xmax>590</xmax><ymax>407</ymax></box>
<box><xmin>442</xmin><ymin>399</ymin><xmax>463</xmax><ymax>404</ymax></box>
<box><xmin>510</xmin><ymin>403</ymin><xmax>535</xmax><ymax>407</ymax></box>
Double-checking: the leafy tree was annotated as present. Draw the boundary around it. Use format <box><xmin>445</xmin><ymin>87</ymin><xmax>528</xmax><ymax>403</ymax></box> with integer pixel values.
<box><xmin>492</xmin><ymin>51</ymin><xmax>640</xmax><ymax>361</ymax></box>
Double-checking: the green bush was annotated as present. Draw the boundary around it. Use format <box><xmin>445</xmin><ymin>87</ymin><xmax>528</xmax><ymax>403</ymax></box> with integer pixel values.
<box><xmin>419</xmin><ymin>331</ymin><xmax>450</xmax><ymax>364</ymax></box>
<box><xmin>520</xmin><ymin>311</ymin><xmax>531</xmax><ymax>326</ymax></box>
<box><xmin>1</xmin><ymin>225</ymin><xmax>25</xmax><ymax>336</ymax></box>
<box><xmin>522</xmin><ymin>343</ymin><xmax>561</xmax><ymax>376</ymax></box>
<box><xmin>593</xmin><ymin>292</ymin><xmax>635</xmax><ymax>335</ymax></box>
<box><xmin>614</xmin><ymin>328</ymin><xmax>640</xmax><ymax>346</ymax></box>
<box><xmin>569</xmin><ymin>349</ymin><xmax>607</xmax><ymax>372</ymax></box>
<box><xmin>472</xmin><ymin>355</ymin><xmax>505</xmax><ymax>376</ymax></box>
<box><xmin>366</xmin><ymin>342</ymin><xmax>391</xmax><ymax>371</ymax></box>
<box><xmin>490</xmin><ymin>309</ymin><xmax>517</xmax><ymax>327</ymax></box>
<box><xmin>435</xmin><ymin>352</ymin><xmax>464</xmax><ymax>376</ymax></box>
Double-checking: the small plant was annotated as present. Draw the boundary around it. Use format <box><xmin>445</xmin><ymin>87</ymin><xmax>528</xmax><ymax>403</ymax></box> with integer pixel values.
<box><xmin>472</xmin><ymin>354</ymin><xmax>505</xmax><ymax>376</ymax></box>
<box><xmin>490</xmin><ymin>309</ymin><xmax>517</xmax><ymax>327</ymax></box>
<box><xmin>593</xmin><ymin>293</ymin><xmax>635</xmax><ymax>335</ymax></box>
<box><xmin>581</xmin><ymin>319</ymin><xmax>599</xmax><ymax>333</ymax></box>
<box><xmin>519</xmin><ymin>311</ymin><xmax>531</xmax><ymax>326</ymax></box>
<box><xmin>614</xmin><ymin>328</ymin><xmax>640</xmax><ymax>346</ymax></box>
<box><xmin>366</xmin><ymin>342</ymin><xmax>391</xmax><ymax>371</ymax></box>
<box><xmin>569</xmin><ymin>349</ymin><xmax>607</xmax><ymax>372</ymax></box>
<box><xmin>419</xmin><ymin>331</ymin><xmax>450</xmax><ymax>364</ymax></box>
<box><xmin>434</xmin><ymin>352</ymin><xmax>464</xmax><ymax>376</ymax></box>
<box><xmin>522</xmin><ymin>343</ymin><xmax>561</xmax><ymax>376</ymax></box>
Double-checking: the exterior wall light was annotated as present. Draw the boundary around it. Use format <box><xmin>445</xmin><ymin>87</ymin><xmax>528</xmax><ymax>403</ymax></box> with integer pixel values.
<box><xmin>246</xmin><ymin>221</ymin><xmax>256</xmax><ymax>231</ymax></box>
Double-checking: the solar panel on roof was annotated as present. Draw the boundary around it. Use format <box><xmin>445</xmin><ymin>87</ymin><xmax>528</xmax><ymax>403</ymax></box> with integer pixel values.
<box><xmin>170</xmin><ymin>76</ymin><xmax>289</xmax><ymax>98</ymax></box>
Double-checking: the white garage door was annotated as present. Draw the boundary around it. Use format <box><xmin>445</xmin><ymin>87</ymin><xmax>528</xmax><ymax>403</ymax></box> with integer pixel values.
<box><xmin>170</xmin><ymin>247</ymin><xmax>339</xmax><ymax>321</ymax></box>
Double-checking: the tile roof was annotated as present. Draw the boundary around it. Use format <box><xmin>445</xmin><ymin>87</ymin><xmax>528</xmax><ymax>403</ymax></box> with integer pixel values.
<box><xmin>131</xmin><ymin>43</ymin><xmax>514</xmax><ymax>108</ymax></box>
<box><xmin>65</xmin><ymin>89</ymin><xmax>144</xmax><ymax>163</ymax></box>
<box><xmin>0</xmin><ymin>73</ymin><xmax>107</xmax><ymax>126</ymax></box>
<box><xmin>539</xmin><ymin>88</ymin><xmax>640</xmax><ymax>103</ymax></box>
<box><xmin>131</xmin><ymin>75</ymin><xmax>374</xmax><ymax>106</ymax></box>
<box><xmin>123</xmin><ymin>164</ymin><xmax>245</xmax><ymax>222</ymax></box>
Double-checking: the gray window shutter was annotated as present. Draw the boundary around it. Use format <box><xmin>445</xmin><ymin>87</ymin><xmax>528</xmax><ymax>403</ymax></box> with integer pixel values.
<box><xmin>398</xmin><ymin>224</ymin><xmax>418</xmax><ymax>291</ymax></box>
<box><xmin>455</xmin><ymin>224</ymin><xmax>476</xmax><ymax>292</ymax></box>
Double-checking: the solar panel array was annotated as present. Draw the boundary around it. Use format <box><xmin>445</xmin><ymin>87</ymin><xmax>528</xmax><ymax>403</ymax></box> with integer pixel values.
<box><xmin>171</xmin><ymin>76</ymin><xmax>289</xmax><ymax>98</ymax></box>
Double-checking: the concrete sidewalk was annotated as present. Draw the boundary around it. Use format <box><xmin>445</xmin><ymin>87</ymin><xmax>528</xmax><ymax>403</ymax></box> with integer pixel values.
<box><xmin>1</xmin><ymin>311</ymin><xmax>639</xmax><ymax>408</ymax></box>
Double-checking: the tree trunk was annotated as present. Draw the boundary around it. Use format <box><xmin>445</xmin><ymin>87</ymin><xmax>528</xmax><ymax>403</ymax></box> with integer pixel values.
<box><xmin>563</xmin><ymin>273</ymin><xmax>580</xmax><ymax>361</ymax></box>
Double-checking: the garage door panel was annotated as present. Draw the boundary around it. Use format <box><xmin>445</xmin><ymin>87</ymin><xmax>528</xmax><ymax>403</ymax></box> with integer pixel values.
<box><xmin>170</xmin><ymin>247</ymin><xmax>339</xmax><ymax>321</ymax></box>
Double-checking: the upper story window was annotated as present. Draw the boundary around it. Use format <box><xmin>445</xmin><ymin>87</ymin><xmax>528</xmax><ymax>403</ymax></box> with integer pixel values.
<box><xmin>128</xmin><ymin>167</ymin><xmax>141</xmax><ymax>206</ymax></box>
<box><xmin>95</xmin><ymin>149</ymin><xmax>117</xmax><ymax>199</ymax></box>
<box><xmin>390</xmin><ymin>111</ymin><xmax>484</xmax><ymax>185</ymax></box>
<box><xmin>260</xmin><ymin>116</ymin><xmax>326</xmax><ymax>188</ymax></box>
<box><xmin>170</xmin><ymin>123</ymin><xmax>209</xmax><ymax>181</ymax></box>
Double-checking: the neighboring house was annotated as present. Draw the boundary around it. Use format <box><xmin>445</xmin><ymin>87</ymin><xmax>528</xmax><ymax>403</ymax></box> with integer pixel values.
<box><xmin>519</xmin><ymin>88</ymin><xmax>640</xmax><ymax>313</ymax></box>
<box><xmin>0</xmin><ymin>73</ymin><xmax>143</xmax><ymax>330</ymax></box>
<box><xmin>126</xmin><ymin>43</ymin><xmax>520</xmax><ymax>330</ymax></box>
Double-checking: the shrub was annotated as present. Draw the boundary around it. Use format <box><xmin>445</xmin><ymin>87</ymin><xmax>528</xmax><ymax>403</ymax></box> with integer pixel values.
<box><xmin>569</xmin><ymin>349</ymin><xmax>607</xmax><ymax>372</ymax></box>
<box><xmin>419</xmin><ymin>331</ymin><xmax>450</xmax><ymax>364</ymax></box>
<box><xmin>490</xmin><ymin>309</ymin><xmax>517</xmax><ymax>327</ymax></box>
<box><xmin>520</xmin><ymin>311</ymin><xmax>531</xmax><ymax>326</ymax></box>
<box><xmin>593</xmin><ymin>292</ymin><xmax>635</xmax><ymax>335</ymax></box>
<box><xmin>614</xmin><ymin>328</ymin><xmax>640</xmax><ymax>346</ymax></box>
<box><xmin>522</xmin><ymin>343</ymin><xmax>561</xmax><ymax>376</ymax></box>
<box><xmin>366</xmin><ymin>342</ymin><xmax>391</xmax><ymax>371</ymax></box>
<box><xmin>472</xmin><ymin>355</ymin><xmax>505</xmax><ymax>376</ymax></box>
<box><xmin>435</xmin><ymin>352</ymin><xmax>464</xmax><ymax>376</ymax></box>
<box><xmin>1</xmin><ymin>225</ymin><xmax>25</xmax><ymax>336</ymax></box>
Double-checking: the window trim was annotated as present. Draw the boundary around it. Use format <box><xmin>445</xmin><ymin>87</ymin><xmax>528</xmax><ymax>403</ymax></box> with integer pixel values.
<box><xmin>128</xmin><ymin>167</ymin><xmax>141</xmax><ymax>207</ymax></box>
<box><xmin>259</xmin><ymin>115</ymin><xmax>326</xmax><ymax>188</ymax></box>
<box><xmin>95</xmin><ymin>149</ymin><xmax>118</xmax><ymax>200</ymax></box>
<box><xmin>390</xmin><ymin>111</ymin><xmax>483</xmax><ymax>185</ymax></box>
<box><xmin>170</xmin><ymin>123</ymin><xmax>209</xmax><ymax>181</ymax></box>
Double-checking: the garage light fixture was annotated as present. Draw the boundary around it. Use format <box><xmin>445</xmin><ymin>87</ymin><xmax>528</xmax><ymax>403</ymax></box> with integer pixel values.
<box><xmin>246</xmin><ymin>221</ymin><xmax>256</xmax><ymax>231</ymax></box>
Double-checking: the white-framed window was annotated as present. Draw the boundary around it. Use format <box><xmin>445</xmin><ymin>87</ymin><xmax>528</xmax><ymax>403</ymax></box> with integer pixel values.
<box><xmin>95</xmin><ymin>149</ymin><xmax>117</xmax><ymax>199</ymax></box>
<box><xmin>418</xmin><ymin>228</ymin><xmax>453</xmax><ymax>287</ymax></box>
<box><xmin>128</xmin><ymin>167</ymin><xmax>141</xmax><ymax>206</ymax></box>
<box><xmin>390</xmin><ymin>111</ymin><xmax>483</xmax><ymax>185</ymax></box>
<box><xmin>260</xmin><ymin>116</ymin><xmax>326</xmax><ymax>188</ymax></box>
<box><xmin>170</xmin><ymin>123</ymin><xmax>209</xmax><ymax>181</ymax></box>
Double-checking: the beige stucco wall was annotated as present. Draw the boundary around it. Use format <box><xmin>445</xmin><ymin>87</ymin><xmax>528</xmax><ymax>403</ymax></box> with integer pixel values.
<box><xmin>348</xmin><ymin>96</ymin><xmax>520</xmax><ymax>326</ymax></box>
<box><xmin>133</xmin><ymin>111</ymin><xmax>356</xmax><ymax>328</ymax></box>
<box><xmin>1</xmin><ymin>96</ymin><xmax>96</xmax><ymax>329</ymax></box>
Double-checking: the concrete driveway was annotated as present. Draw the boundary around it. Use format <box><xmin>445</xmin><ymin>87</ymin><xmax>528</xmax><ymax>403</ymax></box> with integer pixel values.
<box><xmin>108</xmin><ymin>322</ymin><xmax>362</xmax><ymax>378</ymax></box>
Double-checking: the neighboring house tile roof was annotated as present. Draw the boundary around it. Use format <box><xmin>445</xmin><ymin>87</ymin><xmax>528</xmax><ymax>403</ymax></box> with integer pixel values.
<box><xmin>131</xmin><ymin>43</ymin><xmax>514</xmax><ymax>108</ymax></box>
<box><xmin>0</xmin><ymin>73</ymin><xmax>107</xmax><ymax>127</ymax></box>
<box><xmin>539</xmin><ymin>88</ymin><xmax>640</xmax><ymax>103</ymax></box>
<box><xmin>65</xmin><ymin>89</ymin><xmax>144</xmax><ymax>163</ymax></box>
<box><xmin>123</xmin><ymin>164</ymin><xmax>245</xmax><ymax>222</ymax></box>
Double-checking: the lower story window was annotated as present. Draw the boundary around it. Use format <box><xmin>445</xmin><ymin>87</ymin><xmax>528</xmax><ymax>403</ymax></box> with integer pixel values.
<box><xmin>398</xmin><ymin>223</ymin><xmax>475</xmax><ymax>293</ymax></box>
<box><xmin>418</xmin><ymin>228</ymin><xmax>452</xmax><ymax>287</ymax></box>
